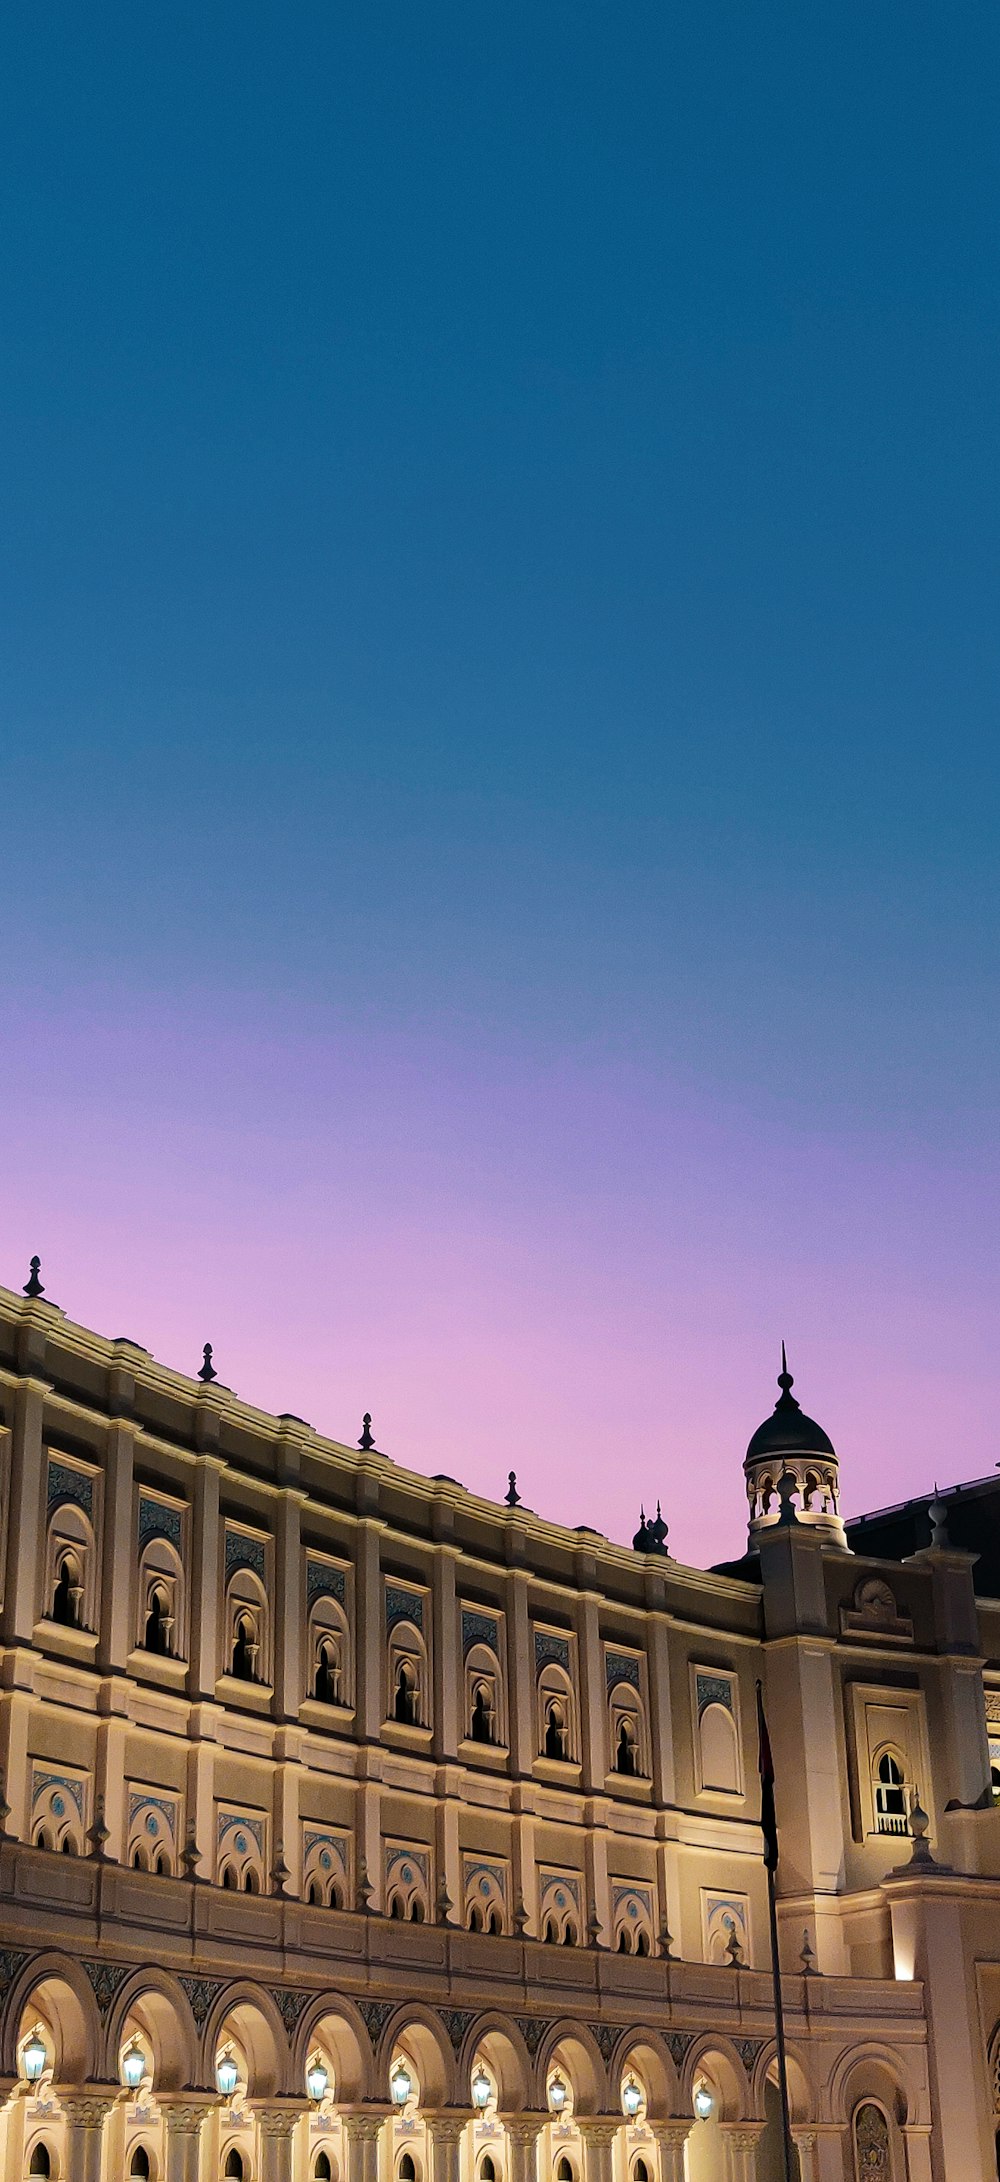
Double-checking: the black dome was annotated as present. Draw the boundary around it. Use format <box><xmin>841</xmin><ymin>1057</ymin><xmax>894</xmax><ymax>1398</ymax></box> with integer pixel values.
<box><xmin>745</xmin><ymin>1353</ymin><xmax>835</xmax><ymax>1464</ymax></box>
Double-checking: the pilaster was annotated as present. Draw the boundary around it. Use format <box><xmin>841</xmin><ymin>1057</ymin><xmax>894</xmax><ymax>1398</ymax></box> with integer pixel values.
<box><xmin>61</xmin><ymin>2090</ymin><xmax>117</xmax><ymax>2182</ymax></box>
<box><xmin>649</xmin><ymin>2123</ymin><xmax>690</xmax><ymax>2182</ymax></box>
<box><xmin>503</xmin><ymin>2114</ymin><xmax>545</xmax><ymax>2182</ymax></box>
<box><xmin>342</xmin><ymin>2107</ymin><xmax>387</xmax><ymax>2182</ymax></box>
<box><xmin>99</xmin><ymin>1421</ymin><xmax>135</xmax><ymax>1671</ymax></box>
<box><xmin>425</xmin><ymin>2110</ymin><xmax>467</xmax><ymax>2182</ymax></box>
<box><xmin>4</xmin><ymin>1377</ymin><xmax>47</xmax><ymax>1642</ymax></box>
<box><xmin>161</xmin><ymin>2095</ymin><xmax>216</xmax><ymax>2182</ymax></box>
<box><xmin>577</xmin><ymin>2115</ymin><xmax>619</xmax><ymax>2182</ymax></box>
<box><xmin>188</xmin><ymin>1456</ymin><xmax>223</xmax><ymax>1699</ymax></box>
<box><xmin>255</xmin><ymin>2100</ymin><xmax>310</xmax><ymax>2182</ymax></box>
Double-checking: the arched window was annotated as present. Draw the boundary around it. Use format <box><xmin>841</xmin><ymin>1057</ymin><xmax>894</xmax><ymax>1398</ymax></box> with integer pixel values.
<box><xmin>314</xmin><ymin>2156</ymin><xmax>333</xmax><ymax>2182</ymax></box>
<box><xmin>545</xmin><ymin>1700</ymin><xmax>567</xmax><ymax>1760</ymax></box>
<box><xmin>394</xmin><ymin>1661</ymin><xmax>417</xmax><ymax>1724</ymax></box>
<box><xmin>130</xmin><ymin>2150</ymin><xmax>152</xmax><ymax>2178</ymax></box>
<box><xmin>852</xmin><ymin>2101</ymin><xmax>890</xmax><ymax>2175</ymax></box>
<box><xmin>144</xmin><ymin>1587</ymin><xmax>169</xmax><ymax>1654</ymax></box>
<box><xmin>232</xmin><ymin>1616</ymin><xmax>257</xmax><ymax>1681</ymax></box>
<box><xmin>608</xmin><ymin>1673</ymin><xmax>648</xmax><ymax>1780</ymax></box>
<box><xmin>222</xmin><ymin>1865</ymin><xmax>237</xmax><ymax>1889</ymax></box>
<box><xmin>480</xmin><ymin>2159</ymin><xmax>496</xmax><ymax>2182</ymax></box>
<box><xmin>398</xmin><ymin>2157</ymin><xmax>416</xmax><ymax>2182</ymax></box>
<box><xmin>633</xmin><ymin>2163</ymin><xmax>650</xmax><ymax>2182</ymax></box>
<box><xmin>51</xmin><ymin>1556</ymin><xmax>79</xmax><ymax>1626</ymax></box>
<box><xmin>224</xmin><ymin>2152</ymin><xmax>245</xmax><ymax>2180</ymax></box>
<box><xmin>615</xmin><ymin>1720</ymin><xmax>636</xmax><ymax>1774</ymax></box>
<box><xmin>699</xmin><ymin>1700</ymin><xmax>741</xmax><ymax>1794</ymax></box>
<box><xmin>556</xmin><ymin>2161</ymin><xmax>574</xmax><ymax>2181</ymax></box>
<box><xmin>28</xmin><ymin>2149</ymin><xmax>51</xmax><ymax>2177</ymax></box>
<box><xmin>315</xmin><ymin>1640</ymin><xmax>339</xmax><ymax>1704</ymax></box>
<box><xmin>470</xmin><ymin>1683</ymin><xmax>493</xmax><ymax>1742</ymax></box>
<box><xmin>874</xmin><ymin>1751</ymin><xmax>908</xmax><ymax>1835</ymax></box>
<box><xmin>308</xmin><ymin>1587</ymin><xmax>351</xmax><ymax>1709</ymax></box>
<box><xmin>464</xmin><ymin>1638</ymin><xmax>505</xmax><ymax>1748</ymax></box>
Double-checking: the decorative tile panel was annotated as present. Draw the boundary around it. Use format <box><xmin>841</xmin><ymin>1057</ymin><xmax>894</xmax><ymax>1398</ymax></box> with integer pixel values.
<box><xmin>47</xmin><ymin>1460</ymin><xmax>93</xmax><ymax>1519</ymax></box>
<box><xmin>606</xmin><ymin>1650</ymin><xmax>640</xmax><ymax>1691</ymax></box>
<box><xmin>307</xmin><ymin>1558</ymin><xmax>347</xmax><ymax>1608</ymax></box>
<box><xmin>31</xmin><ymin>1767</ymin><xmax>86</xmax><ymax>1821</ymax></box>
<box><xmin>696</xmin><ymin>1671</ymin><xmax>733</xmax><ymax>1717</ymax></box>
<box><xmin>224</xmin><ymin>1528</ymin><xmax>266</xmax><ymax>1584</ymax></box>
<box><xmin>385</xmin><ymin>1584</ymin><xmax>423</xmax><ymax>1632</ymax></box>
<box><xmin>534</xmin><ymin>1629</ymin><xmax>570</xmax><ymax>1673</ymax></box>
<box><xmin>179</xmin><ymin>1975</ymin><xmax>224</xmax><ymax>2028</ymax></box>
<box><xmin>217</xmin><ymin>1808</ymin><xmax>265</xmax><ymax>1853</ymax></box>
<box><xmin>462</xmin><ymin>1609</ymin><xmax>498</xmax><ymax>1656</ymax></box>
<box><xmin>138</xmin><ymin>1496</ymin><xmax>183</xmax><ymax>1552</ymax></box>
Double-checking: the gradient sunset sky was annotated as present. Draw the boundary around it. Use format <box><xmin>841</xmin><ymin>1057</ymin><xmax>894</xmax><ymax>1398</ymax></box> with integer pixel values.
<box><xmin>3</xmin><ymin>4</ymin><xmax>999</xmax><ymax>1565</ymax></box>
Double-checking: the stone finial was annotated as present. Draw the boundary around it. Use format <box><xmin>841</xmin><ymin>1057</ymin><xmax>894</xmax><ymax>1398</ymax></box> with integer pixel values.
<box><xmin>23</xmin><ymin>1255</ymin><xmax>45</xmax><ymax>1299</ymax></box>
<box><xmin>587</xmin><ymin>1900</ymin><xmax>602</xmax><ymax>1947</ymax></box>
<box><xmin>725</xmin><ymin>1924</ymin><xmax>744</xmax><ymax>1967</ymax></box>
<box><xmin>908</xmin><ymin>1789</ymin><xmax>936</xmax><ymax>1866</ymax></box>
<box><xmin>87</xmin><ymin>1795</ymin><xmax>110</xmax><ymax>1860</ymax></box>
<box><xmin>356</xmin><ymin>1857</ymin><xmax>373</xmax><ymax>1912</ymax></box>
<box><xmin>181</xmin><ymin>1824</ymin><xmax>202</xmax><ymax>1881</ymax></box>
<box><xmin>659</xmin><ymin>1917</ymin><xmax>674</xmax><ymax>1959</ymax></box>
<box><xmin>800</xmin><ymin>1929</ymin><xmax>817</xmax><ymax>1975</ymax></box>
<box><xmin>505</xmin><ymin>1470</ymin><xmax>521</xmax><ymax>1507</ymax></box>
<box><xmin>512</xmin><ymin>1890</ymin><xmax>528</xmax><ymax>1938</ymax></box>
<box><xmin>648</xmin><ymin>1500</ymin><xmax>669</xmax><ymax>1553</ymax></box>
<box><xmin>436</xmin><ymin>1876</ymin><xmax>453</xmax><ymax>1926</ymax></box>
<box><xmin>198</xmin><ymin>1343</ymin><xmax>217</xmax><ymax>1384</ymax></box>
<box><xmin>358</xmin><ymin>1413</ymin><xmax>375</xmax><ymax>1452</ymax></box>
<box><xmin>632</xmin><ymin>1507</ymin><xmax>651</xmax><ymax>1552</ymax></box>
<box><xmin>271</xmin><ymin>1841</ymin><xmax>290</xmax><ymax>1897</ymax></box>
<box><xmin>928</xmin><ymin>1488</ymin><xmax>949</xmax><ymax>1549</ymax></box>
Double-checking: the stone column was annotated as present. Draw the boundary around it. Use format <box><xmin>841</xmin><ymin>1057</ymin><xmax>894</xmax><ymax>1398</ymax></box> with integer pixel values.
<box><xmin>342</xmin><ymin>2108</ymin><xmax>387</xmax><ymax>2182</ymax></box>
<box><xmin>61</xmin><ymin>2091</ymin><xmax>117</xmax><ymax>2182</ymax></box>
<box><xmin>162</xmin><ymin>2097</ymin><xmax>215</xmax><ymax>2182</ymax></box>
<box><xmin>503</xmin><ymin>2115</ymin><xmax>546</xmax><ymax>2182</ymax></box>
<box><xmin>650</xmin><ymin>2123</ymin><xmax>691</xmax><ymax>2182</ymax></box>
<box><xmin>791</xmin><ymin>2129</ymin><xmax>817</xmax><ymax>2182</ymax></box>
<box><xmin>578</xmin><ymin>2116</ymin><xmax>619</xmax><ymax>2182</ymax></box>
<box><xmin>719</xmin><ymin>2124</ymin><xmax>764</xmax><ymax>2182</ymax></box>
<box><xmin>256</xmin><ymin>2101</ymin><xmax>309</xmax><ymax>2182</ymax></box>
<box><xmin>901</xmin><ymin>2123</ymin><xmax>933</xmax><ymax>2182</ymax></box>
<box><xmin>426</xmin><ymin>2111</ymin><xmax>467</xmax><ymax>2182</ymax></box>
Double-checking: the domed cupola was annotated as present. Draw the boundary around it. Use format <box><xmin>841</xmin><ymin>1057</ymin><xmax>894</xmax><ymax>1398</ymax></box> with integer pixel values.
<box><xmin>744</xmin><ymin>1347</ymin><xmax>848</xmax><ymax>1549</ymax></box>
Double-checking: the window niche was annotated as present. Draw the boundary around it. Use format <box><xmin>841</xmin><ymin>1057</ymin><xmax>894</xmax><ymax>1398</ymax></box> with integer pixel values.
<box><xmin>606</xmin><ymin>1651</ymin><xmax>648</xmax><ymax>1779</ymax></box>
<box><xmin>135</xmin><ymin>1495</ymin><xmax>186</xmax><ymax>1661</ymax></box>
<box><xmin>535</xmin><ymin>1630</ymin><xmax>577</xmax><ymax>1764</ymax></box>
<box><xmin>43</xmin><ymin>1464</ymin><xmax>99</xmax><ymax>1636</ymax></box>
<box><xmin>385</xmin><ymin>1587</ymin><xmax>429</xmax><ymax>1729</ymax></box>
<box><xmin>222</xmin><ymin>1528</ymin><xmax>271</xmax><ymax>1690</ymax></box>
<box><xmin>692</xmin><ymin>1667</ymin><xmax>742</xmax><ymax>1796</ymax></box>
<box><xmin>306</xmin><ymin>1564</ymin><xmax>351</xmax><ymax>1710</ymax></box>
<box><xmin>462</xmin><ymin>1609</ymin><xmax>506</xmax><ymax>1749</ymax></box>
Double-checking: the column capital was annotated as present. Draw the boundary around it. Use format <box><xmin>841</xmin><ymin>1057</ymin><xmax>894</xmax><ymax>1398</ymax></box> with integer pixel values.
<box><xmin>502</xmin><ymin>2115</ymin><xmax>547</xmax><ymax>2147</ymax></box>
<box><xmin>161</xmin><ymin>2095</ymin><xmax>217</xmax><ymax>2138</ymax></box>
<box><xmin>425</xmin><ymin>2111</ymin><xmax>470</xmax><ymax>2145</ymax></box>
<box><xmin>61</xmin><ymin>2090</ymin><xmax>119</xmax><ymax>2125</ymax></box>
<box><xmin>650</xmin><ymin>2123</ymin><xmax>692</xmax><ymax>2148</ymax></box>
<box><xmin>576</xmin><ymin>2117</ymin><xmax>621</xmax><ymax>2146</ymax></box>
<box><xmin>721</xmin><ymin>2125</ymin><xmax>765</xmax><ymax>2149</ymax></box>
<box><xmin>342</xmin><ymin>2107</ymin><xmax>392</xmax><ymax>2142</ymax></box>
<box><xmin>254</xmin><ymin>2100</ymin><xmax>310</xmax><ymax>2138</ymax></box>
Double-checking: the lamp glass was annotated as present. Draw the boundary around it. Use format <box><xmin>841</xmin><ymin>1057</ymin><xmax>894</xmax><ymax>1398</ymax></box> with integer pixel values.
<box><xmin>22</xmin><ymin>2033</ymin><xmax>47</xmax><ymax>2084</ymax></box>
<box><xmin>307</xmin><ymin>2060</ymin><xmax>329</xmax><ymax>2103</ymax></box>
<box><xmin>548</xmin><ymin>2076</ymin><xmax>567</xmax><ymax>2114</ymax></box>
<box><xmin>217</xmin><ymin>2054</ymin><xmax>239</xmax><ymax>2099</ymax></box>
<box><xmin>122</xmin><ymin>2043</ymin><xmax>146</xmax><ymax>2092</ymax></box>
<box><xmin>391</xmin><ymin>2063</ymin><xmax>413</xmax><ymax>2107</ymax></box>
<box><xmin>622</xmin><ymin>2080</ymin><xmax>642</xmax><ymax>2119</ymax></box>
<box><xmin>471</xmin><ymin>2066</ymin><xmax>492</xmax><ymax>2111</ymax></box>
<box><xmin>693</xmin><ymin>2087</ymin><xmax>713</xmax><ymax>2123</ymax></box>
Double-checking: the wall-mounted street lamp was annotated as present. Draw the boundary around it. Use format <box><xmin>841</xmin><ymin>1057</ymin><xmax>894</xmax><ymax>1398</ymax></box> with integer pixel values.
<box><xmin>472</xmin><ymin>2065</ymin><xmax>492</xmax><ymax>2112</ymax></box>
<box><xmin>216</xmin><ymin>2053</ymin><xmax>239</xmax><ymax>2100</ymax></box>
<box><xmin>22</xmin><ymin>2033</ymin><xmax>47</xmax><ymax>2085</ymax></box>
<box><xmin>121</xmin><ymin>2042</ymin><xmax>146</xmax><ymax>2093</ymax></box>
<box><xmin>622</xmin><ymin>2080</ymin><xmax>643</xmax><ymax>2120</ymax></box>
<box><xmin>693</xmin><ymin>2086</ymin><xmax>714</xmax><ymax>2123</ymax></box>
<box><xmin>307</xmin><ymin>2059</ymin><xmax>330</xmax><ymax>2103</ymax></box>
<box><xmin>391</xmin><ymin>2062</ymin><xmax>414</xmax><ymax>2108</ymax></box>
<box><xmin>548</xmin><ymin>2075</ymin><xmax>568</xmax><ymax>2115</ymax></box>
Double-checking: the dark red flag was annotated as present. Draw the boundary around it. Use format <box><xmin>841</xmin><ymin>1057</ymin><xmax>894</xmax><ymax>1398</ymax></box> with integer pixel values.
<box><xmin>757</xmin><ymin>1680</ymin><xmax>779</xmax><ymax>1872</ymax></box>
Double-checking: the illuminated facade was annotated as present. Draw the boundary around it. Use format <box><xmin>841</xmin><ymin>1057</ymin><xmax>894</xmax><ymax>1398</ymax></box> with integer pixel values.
<box><xmin>0</xmin><ymin>1277</ymin><xmax>999</xmax><ymax>2178</ymax></box>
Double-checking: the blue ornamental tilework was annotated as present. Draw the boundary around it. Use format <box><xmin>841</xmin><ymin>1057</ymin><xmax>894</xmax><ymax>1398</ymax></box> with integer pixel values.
<box><xmin>385</xmin><ymin>1585</ymin><xmax>423</xmax><ymax>1632</ymax></box>
<box><xmin>612</xmin><ymin>1882</ymin><xmax>652</xmax><ymax>1918</ymax></box>
<box><xmin>461</xmin><ymin>1609</ymin><xmax>498</xmax><ymax>1657</ymax></box>
<box><xmin>302</xmin><ymin>1829</ymin><xmax>349</xmax><ymax>1875</ymax></box>
<box><xmin>224</xmin><ymin>1528</ymin><xmax>266</xmax><ymax>1585</ymax></box>
<box><xmin>385</xmin><ymin>1844</ymin><xmax>429</xmax><ymax>1885</ymax></box>
<box><xmin>696</xmin><ymin>1672</ymin><xmax>733</xmax><ymax>1718</ymax></box>
<box><xmin>47</xmin><ymin>1460</ymin><xmax>94</xmax><ymax>1519</ymax></box>
<box><xmin>538</xmin><ymin>1868</ymin><xmax>580</xmax><ymax>1909</ymax></box>
<box><xmin>306</xmin><ymin>1559</ymin><xmax>347</xmax><ymax>1609</ymax></box>
<box><xmin>217</xmin><ymin>1809</ymin><xmax>265</xmax><ymax>1853</ymax></box>
<box><xmin>462</xmin><ymin>1856</ymin><xmax>507</xmax><ymax>1901</ymax></box>
<box><xmin>605</xmin><ymin>1650</ymin><xmax>641</xmax><ymax>1691</ymax></box>
<box><xmin>534</xmin><ymin>1629</ymin><xmax>570</xmax><ymax>1674</ymax></box>
<box><xmin>127</xmin><ymin>1791</ymin><xmax>178</xmax><ymax>1840</ymax></box>
<box><xmin>31</xmin><ymin>1768</ymin><xmax>86</xmax><ymax>1820</ymax></box>
<box><xmin>137</xmin><ymin>1496</ymin><xmax>183</xmax><ymax>1552</ymax></box>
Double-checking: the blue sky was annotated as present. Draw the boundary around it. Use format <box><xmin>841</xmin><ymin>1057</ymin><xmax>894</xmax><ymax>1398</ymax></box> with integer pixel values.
<box><xmin>2</xmin><ymin>4</ymin><xmax>998</xmax><ymax>1558</ymax></box>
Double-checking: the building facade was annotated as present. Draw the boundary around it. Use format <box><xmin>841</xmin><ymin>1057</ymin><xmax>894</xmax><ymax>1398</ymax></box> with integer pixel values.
<box><xmin>0</xmin><ymin>1279</ymin><xmax>999</xmax><ymax>2179</ymax></box>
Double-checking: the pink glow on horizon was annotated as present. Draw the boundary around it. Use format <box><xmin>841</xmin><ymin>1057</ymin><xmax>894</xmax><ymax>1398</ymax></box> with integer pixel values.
<box><xmin>4</xmin><ymin>989</ymin><xmax>996</xmax><ymax>1568</ymax></box>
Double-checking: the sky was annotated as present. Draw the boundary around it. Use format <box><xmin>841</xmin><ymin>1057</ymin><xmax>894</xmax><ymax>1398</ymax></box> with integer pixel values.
<box><xmin>1</xmin><ymin>4</ymin><xmax>999</xmax><ymax>1565</ymax></box>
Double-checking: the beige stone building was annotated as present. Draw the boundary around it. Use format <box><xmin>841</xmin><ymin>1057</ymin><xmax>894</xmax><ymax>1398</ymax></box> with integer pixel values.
<box><xmin>1</xmin><ymin>1274</ymin><xmax>1000</xmax><ymax>2180</ymax></box>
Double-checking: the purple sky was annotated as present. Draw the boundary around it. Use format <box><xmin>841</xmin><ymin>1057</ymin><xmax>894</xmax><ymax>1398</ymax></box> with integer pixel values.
<box><xmin>3</xmin><ymin>5</ymin><xmax>1000</xmax><ymax>1565</ymax></box>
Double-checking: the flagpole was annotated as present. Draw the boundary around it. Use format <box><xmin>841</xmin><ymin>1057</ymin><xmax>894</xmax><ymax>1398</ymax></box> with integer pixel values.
<box><xmin>757</xmin><ymin>1680</ymin><xmax>795</xmax><ymax>2182</ymax></box>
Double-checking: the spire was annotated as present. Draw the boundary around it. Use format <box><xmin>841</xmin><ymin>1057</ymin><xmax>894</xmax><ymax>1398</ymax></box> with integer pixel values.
<box><xmin>775</xmin><ymin>1342</ymin><xmax>800</xmax><ymax>1411</ymax></box>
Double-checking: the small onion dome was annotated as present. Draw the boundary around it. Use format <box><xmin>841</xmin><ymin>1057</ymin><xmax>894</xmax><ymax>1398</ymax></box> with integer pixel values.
<box><xmin>745</xmin><ymin>1347</ymin><xmax>835</xmax><ymax>1463</ymax></box>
